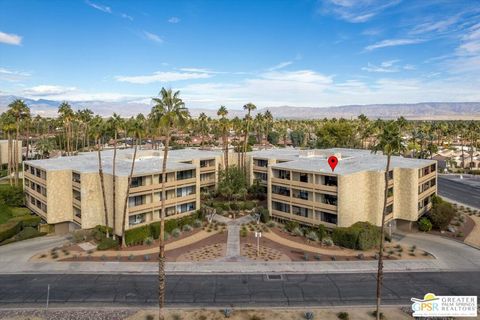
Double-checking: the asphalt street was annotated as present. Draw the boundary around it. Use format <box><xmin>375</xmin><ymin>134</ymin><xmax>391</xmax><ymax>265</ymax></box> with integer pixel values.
<box><xmin>0</xmin><ymin>272</ymin><xmax>479</xmax><ymax>308</ymax></box>
<box><xmin>438</xmin><ymin>175</ymin><xmax>480</xmax><ymax>208</ymax></box>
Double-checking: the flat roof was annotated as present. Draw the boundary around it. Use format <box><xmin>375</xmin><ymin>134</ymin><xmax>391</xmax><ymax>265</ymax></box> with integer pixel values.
<box><xmin>25</xmin><ymin>148</ymin><xmax>222</xmax><ymax>176</ymax></box>
<box><xmin>250</xmin><ymin>148</ymin><xmax>435</xmax><ymax>175</ymax></box>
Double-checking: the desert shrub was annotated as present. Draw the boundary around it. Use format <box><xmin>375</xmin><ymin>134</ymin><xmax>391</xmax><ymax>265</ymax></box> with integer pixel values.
<box><xmin>418</xmin><ymin>217</ymin><xmax>432</xmax><ymax>232</ymax></box>
<box><xmin>337</xmin><ymin>312</ymin><xmax>349</xmax><ymax>320</ymax></box>
<box><xmin>230</xmin><ymin>202</ymin><xmax>239</xmax><ymax>211</ymax></box>
<box><xmin>332</xmin><ymin>222</ymin><xmax>381</xmax><ymax>250</ymax></box>
<box><xmin>428</xmin><ymin>200</ymin><xmax>455</xmax><ymax>230</ymax></box>
<box><xmin>266</xmin><ymin>221</ymin><xmax>276</xmax><ymax>228</ymax></box>
<box><xmin>182</xmin><ymin>224</ymin><xmax>193</xmax><ymax>232</ymax></box>
<box><xmin>125</xmin><ymin>225</ymin><xmax>150</xmax><ymax>246</ymax></box>
<box><xmin>292</xmin><ymin>227</ymin><xmax>304</xmax><ymax>237</ymax></box>
<box><xmin>322</xmin><ymin>238</ymin><xmax>333</xmax><ymax>246</ymax></box>
<box><xmin>143</xmin><ymin>237</ymin><xmax>154</xmax><ymax>246</ymax></box>
<box><xmin>193</xmin><ymin>219</ymin><xmax>203</xmax><ymax>228</ymax></box>
<box><xmin>0</xmin><ymin>220</ymin><xmax>22</xmax><ymax>242</ymax></box>
<box><xmin>145</xmin><ymin>315</ymin><xmax>154</xmax><ymax>320</ymax></box>
<box><xmin>285</xmin><ymin>221</ymin><xmax>299</xmax><ymax>232</ymax></box>
<box><xmin>244</xmin><ymin>201</ymin><xmax>256</xmax><ymax>211</ymax></box>
<box><xmin>240</xmin><ymin>229</ymin><xmax>247</xmax><ymax>237</ymax></box>
<box><xmin>171</xmin><ymin>228</ymin><xmax>181</xmax><ymax>238</ymax></box>
<box><xmin>306</xmin><ymin>230</ymin><xmax>319</xmax><ymax>242</ymax></box>
<box><xmin>97</xmin><ymin>237</ymin><xmax>119</xmax><ymax>250</ymax></box>
<box><xmin>249</xmin><ymin>315</ymin><xmax>263</xmax><ymax>320</ymax></box>
<box><xmin>304</xmin><ymin>311</ymin><xmax>314</xmax><ymax>320</ymax></box>
<box><xmin>317</xmin><ymin>224</ymin><xmax>327</xmax><ymax>241</ymax></box>
<box><xmin>370</xmin><ymin>310</ymin><xmax>385</xmax><ymax>319</ymax></box>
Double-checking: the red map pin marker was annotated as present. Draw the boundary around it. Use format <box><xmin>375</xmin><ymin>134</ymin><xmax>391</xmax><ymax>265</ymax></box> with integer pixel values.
<box><xmin>328</xmin><ymin>155</ymin><xmax>338</xmax><ymax>172</ymax></box>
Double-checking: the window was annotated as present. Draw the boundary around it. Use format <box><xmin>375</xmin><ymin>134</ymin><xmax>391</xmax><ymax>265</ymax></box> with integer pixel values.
<box><xmin>129</xmin><ymin>214</ymin><xmax>145</xmax><ymax>226</ymax></box>
<box><xmin>387</xmin><ymin>187</ymin><xmax>394</xmax><ymax>198</ymax></box>
<box><xmin>292</xmin><ymin>205</ymin><xmax>310</xmax><ymax>218</ymax></box>
<box><xmin>272</xmin><ymin>185</ymin><xmax>290</xmax><ymax>197</ymax></box>
<box><xmin>272</xmin><ymin>201</ymin><xmax>290</xmax><ymax>213</ymax></box>
<box><xmin>276</xmin><ymin>170</ymin><xmax>290</xmax><ymax>180</ymax></box>
<box><xmin>254</xmin><ymin>172</ymin><xmax>268</xmax><ymax>181</ymax></box>
<box><xmin>177</xmin><ymin>186</ymin><xmax>195</xmax><ymax>197</ymax></box>
<box><xmin>177</xmin><ymin>169</ymin><xmax>195</xmax><ymax>180</ymax></box>
<box><xmin>324</xmin><ymin>176</ymin><xmax>337</xmax><ymax>187</ymax></box>
<box><xmin>130</xmin><ymin>177</ymin><xmax>144</xmax><ymax>188</ymax></box>
<box><xmin>292</xmin><ymin>189</ymin><xmax>309</xmax><ymax>200</ymax></box>
<box><xmin>200</xmin><ymin>173</ymin><xmax>215</xmax><ymax>182</ymax></box>
<box><xmin>388</xmin><ymin>170</ymin><xmax>393</xmax><ymax>180</ymax></box>
<box><xmin>386</xmin><ymin>204</ymin><xmax>393</xmax><ymax>215</ymax></box>
<box><xmin>319</xmin><ymin>211</ymin><xmax>337</xmax><ymax>224</ymax></box>
<box><xmin>324</xmin><ymin>194</ymin><xmax>338</xmax><ymax>206</ymax></box>
<box><xmin>177</xmin><ymin>202</ymin><xmax>196</xmax><ymax>213</ymax></box>
<box><xmin>72</xmin><ymin>172</ymin><xmax>81</xmax><ymax>183</ymax></box>
<box><xmin>299</xmin><ymin>173</ymin><xmax>309</xmax><ymax>183</ymax></box>
<box><xmin>73</xmin><ymin>190</ymin><xmax>81</xmax><ymax>201</ymax></box>
<box><xmin>254</xmin><ymin>159</ymin><xmax>268</xmax><ymax>167</ymax></box>
<box><xmin>430</xmin><ymin>163</ymin><xmax>436</xmax><ymax>172</ymax></box>
<box><xmin>128</xmin><ymin>195</ymin><xmax>145</xmax><ymax>207</ymax></box>
<box><xmin>73</xmin><ymin>207</ymin><xmax>82</xmax><ymax>219</ymax></box>
<box><xmin>200</xmin><ymin>159</ymin><xmax>214</xmax><ymax>168</ymax></box>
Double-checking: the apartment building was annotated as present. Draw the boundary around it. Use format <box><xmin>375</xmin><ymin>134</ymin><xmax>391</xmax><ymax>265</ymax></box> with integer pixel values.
<box><xmin>0</xmin><ymin>140</ymin><xmax>23</xmax><ymax>166</ymax></box>
<box><xmin>247</xmin><ymin>148</ymin><xmax>437</xmax><ymax>230</ymax></box>
<box><xmin>24</xmin><ymin>149</ymin><xmax>222</xmax><ymax>234</ymax></box>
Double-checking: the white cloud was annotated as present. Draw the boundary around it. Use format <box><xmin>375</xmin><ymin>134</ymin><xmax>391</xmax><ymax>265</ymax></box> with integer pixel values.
<box><xmin>0</xmin><ymin>67</ymin><xmax>30</xmax><ymax>82</ymax></box>
<box><xmin>268</xmin><ymin>61</ymin><xmax>293</xmax><ymax>71</ymax></box>
<box><xmin>0</xmin><ymin>31</ymin><xmax>22</xmax><ymax>45</ymax></box>
<box><xmin>143</xmin><ymin>31</ymin><xmax>163</xmax><ymax>43</ymax></box>
<box><xmin>121</xmin><ymin>13</ymin><xmax>133</xmax><ymax>21</ymax></box>
<box><xmin>320</xmin><ymin>0</ymin><xmax>401</xmax><ymax>23</ymax></box>
<box><xmin>410</xmin><ymin>15</ymin><xmax>462</xmax><ymax>35</ymax></box>
<box><xmin>115</xmin><ymin>71</ymin><xmax>213</xmax><ymax>84</ymax></box>
<box><xmin>362</xmin><ymin>60</ymin><xmax>400</xmax><ymax>73</ymax></box>
<box><xmin>23</xmin><ymin>85</ymin><xmax>77</xmax><ymax>96</ymax></box>
<box><xmin>85</xmin><ymin>0</ymin><xmax>111</xmax><ymax>13</ymax></box>
<box><xmin>365</xmin><ymin>38</ymin><xmax>424</xmax><ymax>51</ymax></box>
<box><xmin>168</xmin><ymin>17</ymin><xmax>181</xmax><ymax>23</ymax></box>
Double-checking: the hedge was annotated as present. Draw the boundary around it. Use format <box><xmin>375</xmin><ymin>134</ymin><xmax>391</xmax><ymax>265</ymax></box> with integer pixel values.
<box><xmin>125</xmin><ymin>211</ymin><xmax>201</xmax><ymax>245</ymax></box>
<box><xmin>97</xmin><ymin>237</ymin><xmax>119</xmax><ymax>250</ymax></box>
<box><xmin>0</xmin><ymin>227</ymin><xmax>46</xmax><ymax>245</ymax></box>
<box><xmin>0</xmin><ymin>220</ymin><xmax>22</xmax><ymax>242</ymax></box>
<box><xmin>9</xmin><ymin>215</ymin><xmax>41</xmax><ymax>228</ymax></box>
<box><xmin>332</xmin><ymin>222</ymin><xmax>381</xmax><ymax>250</ymax></box>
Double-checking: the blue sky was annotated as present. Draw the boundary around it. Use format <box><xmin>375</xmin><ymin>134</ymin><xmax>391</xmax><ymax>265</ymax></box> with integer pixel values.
<box><xmin>1</xmin><ymin>0</ymin><xmax>479</xmax><ymax>113</ymax></box>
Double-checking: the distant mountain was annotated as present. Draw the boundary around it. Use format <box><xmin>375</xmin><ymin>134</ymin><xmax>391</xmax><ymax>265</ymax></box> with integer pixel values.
<box><xmin>1</xmin><ymin>95</ymin><xmax>479</xmax><ymax>119</ymax></box>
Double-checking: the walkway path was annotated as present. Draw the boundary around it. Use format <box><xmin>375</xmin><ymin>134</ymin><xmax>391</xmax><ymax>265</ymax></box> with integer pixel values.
<box><xmin>216</xmin><ymin>214</ymin><xmax>253</xmax><ymax>261</ymax></box>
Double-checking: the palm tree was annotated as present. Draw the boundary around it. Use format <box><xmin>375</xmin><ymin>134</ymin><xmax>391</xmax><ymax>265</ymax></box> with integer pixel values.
<box><xmin>149</xmin><ymin>88</ymin><xmax>190</xmax><ymax>320</ymax></box>
<box><xmin>242</xmin><ymin>103</ymin><xmax>256</xmax><ymax>171</ymax></box>
<box><xmin>120</xmin><ymin>115</ymin><xmax>145</xmax><ymax>247</ymax></box>
<box><xmin>90</xmin><ymin>116</ymin><xmax>110</xmax><ymax>238</ymax></box>
<box><xmin>371</xmin><ymin>119</ymin><xmax>405</xmax><ymax>320</ymax></box>
<box><xmin>35</xmin><ymin>138</ymin><xmax>55</xmax><ymax>159</ymax></box>
<box><xmin>58</xmin><ymin>102</ymin><xmax>75</xmax><ymax>156</ymax></box>
<box><xmin>264</xmin><ymin>110</ymin><xmax>273</xmax><ymax>145</ymax></box>
<box><xmin>0</xmin><ymin>112</ymin><xmax>16</xmax><ymax>185</ymax></box>
<box><xmin>107</xmin><ymin>113</ymin><xmax>124</xmax><ymax>239</ymax></box>
<box><xmin>197</xmin><ymin>112</ymin><xmax>209</xmax><ymax>147</ymax></box>
<box><xmin>8</xmin><ymin>99</ymin><xmax>30</xmax><ymax>185</ymax></box>
<box><xmin>217</xmin><ymin>106</ymin><xmax>229</xmax><ymax>169</ymax></box>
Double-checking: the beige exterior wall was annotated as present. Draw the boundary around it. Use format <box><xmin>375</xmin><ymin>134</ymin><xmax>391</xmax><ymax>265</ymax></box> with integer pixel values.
<box><xmin>0</xmin><ymin>140</ymin><xmax>23</xmax><ymax>165</ymax></box>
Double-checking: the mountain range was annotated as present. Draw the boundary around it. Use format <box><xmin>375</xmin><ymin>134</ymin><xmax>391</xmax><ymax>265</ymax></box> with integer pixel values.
<box><xmin>1</xmin><ymin>95</ymin><xmax>479</xmax><ymax>120</ymax></box>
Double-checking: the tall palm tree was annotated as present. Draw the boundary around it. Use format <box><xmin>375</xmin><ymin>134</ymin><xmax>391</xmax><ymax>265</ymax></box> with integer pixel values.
<box><xmin>264</xmin><ymin>110</ymin><xmax>273</xmax><ymax>146</ymax></box>
<box><xmin>107</xmin><ymin>113</ymin><xmax>124</xmax><ymax>239</ymax></box>
<box><xmin>35</xmin><ymin>138</ymin><xmax>55</xmax><ymax>159</ymax></box>
<box><xmin>120</xmin><ymin>115</ymin><xmax>145</xmax><ymax>247</ymax></box>
<box><xmin>0</xmin><ymin>112</ymin><xmax>16</xmax><ymax>185</ymax></box>
<box><xmin>149</xmin><ymin>88</ymin><xmax>190</xmax><ymax>320</ymax></box>
<box><xmin>371</xmin><ymin>119</ymin><xmax>405</xmax><ymax>320</ymax></box>
<box><xmin>197</xmin><ymin>112</ymin><xmax>209</xmax><ymax>147</ymax></box>
<box><xmin>58</xmin><ymin>102</ymin><xmax>75</xmax><ymax>156</ymax></box>
<box><xmin>217</xmin><ymin>106</ymin><xmax>229</xmax><ymax>169</ymax></box>
<box><xmin>8</xmin><ymin>99</ymin><xmax>30</xmax><ymax>185</ymax></box>
<box><xmin>242</xmin><ymin>103</ymin><xmax>256</xmax><ymax>172</ymax></box>
<box><xmin>90</xmin><ymin>116</ymin><xmax>110</xmax><ymax>238</ymax></box>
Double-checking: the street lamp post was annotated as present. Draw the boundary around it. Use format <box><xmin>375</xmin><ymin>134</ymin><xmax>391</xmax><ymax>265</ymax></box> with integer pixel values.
<box><xmin>255</xmin><ymin>231</ymin><xmax>262</xmax><ymax>257</ymax></box>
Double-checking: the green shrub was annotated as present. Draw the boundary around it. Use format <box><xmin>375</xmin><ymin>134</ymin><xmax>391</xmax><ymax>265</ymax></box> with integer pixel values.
<box><xmin>418</xmin><ymin>217</ymin><xmax>432</xmax><ymax>232</ymax></box>
<box><xmin>97</xmin><ymin>237</ymin><xmax>119</xmax><ymax>250</ymax></box>
<box><xmin>306</xmin><ymin>231</ymin><xmax>319</xmax><ymax>242</ymax></box>
<box><xmin>244</xmin><ymin>201</ymin><xmax>255</xmax><ymax>210</ymax></box>
<box><xmin>0</xmin><ymin>227</ymin><xmax>46</xmax><ymax>245</ymax></box>
<box><xmin>9</xmin><ymin>215</ymin><xmax>41</xmax><ymax>228</ymax></box>
<box><xmin>317</xmin><ymin>224</ymin><xmax>327</xmax><ymax>241</ymax></box>
<box><xmin>0</xmin><ymin>185</ymin><xmax>24</xmax><ymax>207</ymax></box>
<box><xmin>11</xmin><ymin>207</ymin><xmax>31</xmax><ymax>217</ymax></box>
<box><xmin>337</xmin><ymin>312</ymin><xmax>349</xmax><ymax>320</ymax></box>
<box><xmin>230</xmin><ymin>202</ymin><xmax>239</xmax><ymax>211</ymax></box>
<box><xmin>0</xmin><ymin>220</ymin><xmax>22</xmax><ymax>242</ymax></box>
<box><xmin>332</xmin><ymin>222</ymin><xmax>381</xmax><ymax>250</ymax></box>
<box><xmin>171</xmin><ymin>228</ymin><xmax>181</xmax><ymax>238</ymax></box>
<box><xmin>285</xmin><ymin>221</ymin><xmax>299</xmax><ymax>232</ymax></box>
<box><xmin>429</xmin><ymin>201</ymin><xmax>455</xmax><ymax>230</ymax></box>
<box><xmin>0</xmin><ymin>203</ymin><xmax>13</xmax><ymax>224</ymax></box>
<box><xmin>125</xmin><ymin>225</ymin><xmax>150</xmax><ymax>246</ymax></box>
<box><xmin>292</xmin><ymin>227</ymin><xmax>304</xmax><ymax>237</ymax></box>
<box><xmin>258</xmin><ymin>207</ymin><xmax>270</xmax><ymax>223</ymax></box>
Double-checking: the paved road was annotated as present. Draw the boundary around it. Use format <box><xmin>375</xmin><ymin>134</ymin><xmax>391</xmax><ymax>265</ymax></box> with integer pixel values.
<box><xmin>0</xmin><ymin>272</ymin><xmax>479</xmax><ymax>308</ymax></box>
<box><xmin>438</xmin><ymin>175</ymin><xmax>480</xmax><ymax>209</ymax></box>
